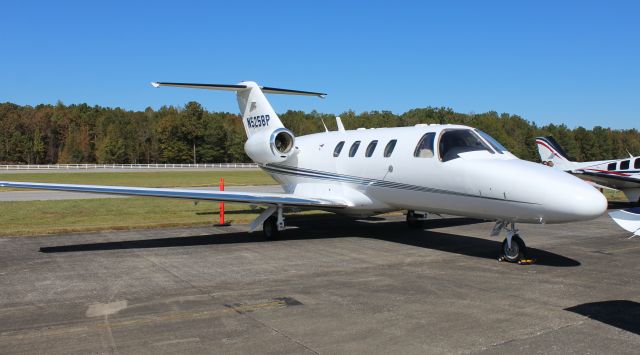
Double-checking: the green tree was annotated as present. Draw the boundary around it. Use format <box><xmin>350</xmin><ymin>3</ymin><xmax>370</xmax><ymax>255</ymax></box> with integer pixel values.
<box><xmin>156</xmin><ymin>111</ymin><xmax>191</xmax><ymax>163</ymax></box>
<box><xmin>96</xmin><ymin>125</ymin><xmax>128</xmax><ymax>163</ymax></box>
<box><xmin>182</xmin><ymin>101</ymin><xmax>206</xmax><ymax>164</ymax></box>
<box><xmin>32</xmin><ymin>127</ymin><xmax>45</xmax><ymax>164</ymax></box>
<box><xmin>0</xmin><ymin>100</ymin><xmax>638</xmax><ymax>164</ymax></box>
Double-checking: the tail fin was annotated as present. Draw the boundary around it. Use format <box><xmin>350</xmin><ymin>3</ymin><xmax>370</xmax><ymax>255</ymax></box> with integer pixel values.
<box><xmin>151</xmin><ymin>81</ymin><xmax>325</xmax><ymax>137</ymax></box>
<box><xmin>535</xmin><ymin>136</ymin><xmax>576</xmax><ymax>170</ymax></box>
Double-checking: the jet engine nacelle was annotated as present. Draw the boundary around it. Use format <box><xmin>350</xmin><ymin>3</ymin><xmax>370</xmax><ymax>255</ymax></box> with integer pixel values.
<box><xmin>244</xmin><ymin>127</ymin><xmax>296</xmax><ymax>164</ymax></box>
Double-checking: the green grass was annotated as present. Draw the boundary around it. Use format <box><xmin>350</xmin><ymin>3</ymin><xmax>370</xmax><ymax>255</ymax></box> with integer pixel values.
<box><xmin>603</xmin><ymin>189</ymin><xmax>628</xmax><ymax>202</ymax></box>
<box><xmin>0</xmin><ymin>170</ymin><xmax>276</xmax><ymax>190</ymax></box>
<box><xmin>0</xmin><ymin>169</ymin><xmax>283</xmax><ymax>236</ymax></box>
<box><xmin>0</xmin><ymin>197</ymin><xmax>281</xmax><ymax>237</ymax></box>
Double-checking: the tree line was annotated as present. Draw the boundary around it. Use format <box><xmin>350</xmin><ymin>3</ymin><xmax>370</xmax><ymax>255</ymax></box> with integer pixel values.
<box><xmin>1</xmin><ymin>101</ymin><xmax>638</xmax><ymax>164</ymax></box>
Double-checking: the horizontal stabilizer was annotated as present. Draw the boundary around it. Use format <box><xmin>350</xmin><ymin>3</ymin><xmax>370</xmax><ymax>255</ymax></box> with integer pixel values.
<box><xmin>151</xmin><ymin>82</ymin><xmax>247</xmax><ymax>91</ymax></box>
<box><xmin>151</xmin><ymin>82</ymin><xmax>326</xmax><ymax>98</ymax></box>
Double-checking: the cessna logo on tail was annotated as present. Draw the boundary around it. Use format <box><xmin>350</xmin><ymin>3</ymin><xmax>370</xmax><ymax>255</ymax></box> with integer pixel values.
<box><xmin>247</xmin><ymin>114</ymin><xmax>270</xmax><ymax>128</ymax></box>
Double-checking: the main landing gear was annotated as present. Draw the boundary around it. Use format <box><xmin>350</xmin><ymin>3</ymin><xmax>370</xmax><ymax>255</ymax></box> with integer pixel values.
<box><xmin>263</xmin><ymin>215</ymin><xmax>280</xmax><ymax>239</ymax></box>
<box><xmin>492</xmin><ymin>221</ymin><xmax>528</xmax><ymax>263</ymax></box>
<box><xmin>406</xmin><ymin>210</ymin><xmax>428</xmax><ymax>229</ymax></box>
<box><xmin>248</xmin><ymin>205</ymin><xmax>286</xmax><ymax>239</ymax></box>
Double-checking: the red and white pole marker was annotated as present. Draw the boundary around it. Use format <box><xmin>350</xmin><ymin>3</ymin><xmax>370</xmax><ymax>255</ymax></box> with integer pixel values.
<box><xmin>219</xmin><ymin>177</ymin><xmax>225</xmax><ymax>224</ymax></box>
<box><xmin>216</xmin><ymin>177</ymin><xmax>230</xmax><ymax>226</ymax></box>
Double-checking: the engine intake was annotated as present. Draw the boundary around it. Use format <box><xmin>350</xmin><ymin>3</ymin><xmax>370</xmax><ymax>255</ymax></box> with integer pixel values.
<box><xmin>245</xmin><ymin>128</ymin><xmax>296</xmax><ymax>164</ymax></box>
<box><xmin>271</xmin><ymin>129</ymin><xmax>294</xmax><ymax>156</ymax></box>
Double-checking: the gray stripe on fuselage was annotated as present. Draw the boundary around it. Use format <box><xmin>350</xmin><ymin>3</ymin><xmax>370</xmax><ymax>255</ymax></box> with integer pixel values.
<box><xmin>262</xmin><ymin>163</ymin><xmax>538</xmax><ymax>205</ymax></box>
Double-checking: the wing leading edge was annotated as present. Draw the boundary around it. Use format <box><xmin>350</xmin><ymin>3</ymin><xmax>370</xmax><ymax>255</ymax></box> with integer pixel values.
<box><xmin>0</xmin><ymin>181</ymin><xmax>347</xmax><ymax>208</ymax></box>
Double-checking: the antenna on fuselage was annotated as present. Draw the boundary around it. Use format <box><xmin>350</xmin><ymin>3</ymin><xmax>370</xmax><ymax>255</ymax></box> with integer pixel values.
<box><xmin>320</xmin><ymin>117</ymin><xmax>329</xmax><ymax>132</ymax></box>
<box><xmin>336</xmin><ymin>116</ymin><xmax>345</xmax><ymax>132</ymax></box>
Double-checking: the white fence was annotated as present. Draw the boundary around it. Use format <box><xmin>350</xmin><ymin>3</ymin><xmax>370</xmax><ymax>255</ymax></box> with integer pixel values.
<box><xmin>0</xmin><ymin>163</ymin><xmax>259</xmax><ymax>170</ymax></box>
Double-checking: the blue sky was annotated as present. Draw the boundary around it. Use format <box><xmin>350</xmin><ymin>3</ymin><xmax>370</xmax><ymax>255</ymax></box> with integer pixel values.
<box><xmin>1</xmin><ymin>0</ymin><xmax>638</xmax><ymax>129</ymax></box>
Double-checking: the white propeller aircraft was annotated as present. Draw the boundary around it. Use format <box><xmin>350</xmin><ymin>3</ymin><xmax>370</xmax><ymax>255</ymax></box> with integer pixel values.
<box><xmin>0</xmin><ymin>82</ymin><xmax>608</xmax><ymax>262</ymax></box>
<box><xmin>536</xmin><ymin>136</ymin><xmax>640</xmax><ymax>204</ymax></box>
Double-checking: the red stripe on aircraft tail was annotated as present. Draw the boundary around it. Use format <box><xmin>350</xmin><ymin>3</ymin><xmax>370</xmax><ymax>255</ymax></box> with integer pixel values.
<box><xmin>535</xmin><ymin>139</ymin><xmax>563</xmax><ymax>159</ymax></box>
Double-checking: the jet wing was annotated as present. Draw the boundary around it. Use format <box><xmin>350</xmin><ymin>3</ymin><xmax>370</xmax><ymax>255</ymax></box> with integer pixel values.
<box><xmin>573</xmin><ymin>170</ymin><xmax>640</xmax><ymax>190</ymax></box>
<box><xmin>0</xmin><ymin>181</ymin><xmax>347</xmax><ymax>209</ymax></box>
<box><xmin>609</xmin><ymin>207</ymin><xmax>640</xmax><ymax>237</ymax></box>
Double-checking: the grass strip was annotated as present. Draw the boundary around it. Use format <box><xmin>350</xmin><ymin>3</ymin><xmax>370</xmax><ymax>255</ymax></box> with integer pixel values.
<box><xmin>0</xmin><ymin>170</ymin><xmax>276</xmax><ymax>191</ymax></box>
<box><xmin>0</xmin><ymin>197</ymin><xmax>275</xmax><ymax>237</ymax></box>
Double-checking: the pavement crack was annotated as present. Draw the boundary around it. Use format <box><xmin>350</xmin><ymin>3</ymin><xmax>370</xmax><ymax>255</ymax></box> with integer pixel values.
<box><xmin>133</xmin><ymin>250</ymin><xmax>317</xmax><ymax>353</ymax></box>
<box><xmin>103</xmin><ymin>314</ymin><xmax>119</xmax><ymax>354</ymax></box>
<box><xmin>483</xmin><ymin>320</ymin><xmax>585</xmax><ymax>351</ymax></box>
<box><xmin>132</xmin><ymin>249</ymin><xmax>207</xmax><ymax>295</ymax></box>
<box><xmin>226</xmin><ymin>306</ymin><xmax>319</xmax><ymax>355</ymax></box>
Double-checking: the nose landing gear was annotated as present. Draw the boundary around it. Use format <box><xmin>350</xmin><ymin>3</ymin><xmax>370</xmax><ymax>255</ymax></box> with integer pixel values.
<box><xmin>492</xmin><ymin>221</ymin><xmax>529</xmax><ymax>263</ymax></box>
<box><xmin>501</xmin><ymin>233</ymin><xmax>527</xmax><ymax>263</ymax></box>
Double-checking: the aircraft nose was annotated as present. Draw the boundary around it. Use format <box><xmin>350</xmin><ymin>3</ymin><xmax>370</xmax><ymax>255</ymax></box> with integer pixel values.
<box><xmin>540</xmin><ymin>168</ymin><xmax>608</xmax><ymax>222</ymax></box>
<box><xmin>560</xmin><ymin>179</ymin><xmax>607</xmax><ymax>220</ymax></box>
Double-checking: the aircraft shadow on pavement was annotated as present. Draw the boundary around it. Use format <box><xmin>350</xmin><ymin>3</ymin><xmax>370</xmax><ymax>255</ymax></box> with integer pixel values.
<box><xmin>39</xmin><ymin>215</ymin><xmax>580</xmax><ymax>267</ymax></box>
<box><xmin>565</xmin><ymin>300</ymin><xmax>640</xmax><ymax>335</ymax></box>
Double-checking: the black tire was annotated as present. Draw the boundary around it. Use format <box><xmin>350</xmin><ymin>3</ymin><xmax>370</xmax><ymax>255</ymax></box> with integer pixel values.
<box><xmin>406</xmin><ymin>210</ymin><xmax>426</xmax><ymax>229</ymax></box>
<box><xmin>501</xmin><ymin>235</ymin><xmax>527</xmax><ymax>262</ymax></box>
<box><xmin>263</xmin><ymin>216</ymin><xmax>279</xmax><ymax>239</ymax></box>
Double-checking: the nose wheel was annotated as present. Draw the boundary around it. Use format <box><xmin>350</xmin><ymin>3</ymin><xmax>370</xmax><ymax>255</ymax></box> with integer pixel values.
<box><xmin>492</xmin><ymin>221</ymin><xmax>529</xmax><ymax>263</ymax></box>
<box><xmin>501</xmin><ymin>234</ymin><xmax>527</xmax><ymax>262</ymax></box>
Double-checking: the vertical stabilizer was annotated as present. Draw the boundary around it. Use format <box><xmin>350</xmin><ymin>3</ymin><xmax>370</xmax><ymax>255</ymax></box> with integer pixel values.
<box><xmin>535</xmin><ymin>136</ymin><xmax>578</xmax><ymax>171</ymax></box>
<box><xmin>236</xmin><ymin>82</ymin><xmax>284</xmax><ymax>137</ymax></box>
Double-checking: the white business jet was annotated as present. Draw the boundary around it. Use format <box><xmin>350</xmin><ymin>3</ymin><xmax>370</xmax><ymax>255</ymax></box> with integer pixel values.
<box><xmin>0</xmin><ymin>82</ymin><xmax>607</xmax><ymax>262</ymax></box>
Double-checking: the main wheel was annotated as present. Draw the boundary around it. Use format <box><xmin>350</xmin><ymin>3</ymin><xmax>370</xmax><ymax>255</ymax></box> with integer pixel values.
<box><xmin>406</xmin><ymin>210</ymin><xmax>426</xmax><ymax>229</ymax></box>
<box><xmin>263</xmin><ymin>216</ymin><xmax>279</xmax><ymax>239</ymax></box>
<box><xmin>501</xmin><ymin>235</ymin><xmax>527</xmax><ymax>262</ymax></box>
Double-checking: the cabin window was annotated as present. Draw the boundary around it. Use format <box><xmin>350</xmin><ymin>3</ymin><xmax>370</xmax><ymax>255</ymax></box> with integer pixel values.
<box><xmin>384</xmin><ymin>140</ymin><xmax>397</xmax><ymax>157</ymax></box>
<box><xmin>439</xmin><ymin>129</ymin><xmax>493</xmax><ymax>162</ymax></box>
<box><xmin>365</xmin><ymin>140</ymin><xmax>378</xmax><ymax>157</ymax></box>
<box><xmin>349</xmin><ymin>141</ymin><xmax>361</xmax><ymax>157</ymax></box>
<box><xmin>620</xmin><ymin>160</ymin><xmax>630</xmax><ymax>170</ymax></box>
<box><xmin>414</xmin><ymin>133</ymin><xmax>436</xmax><ymax>158</ymax></box>
<box><xmin>607</xmin><ymin>162</ymin><xmax>617</xmax><ymax>171</ymax></box>
<box><xmin>635</xmin><ymin>158</ymin><xmax>640</xmax><ymax>169</ymax></box>
<box><xmin>333</xmin><ymin>141</ymin><xmax>345</xmax><ymax>157</ymax></box>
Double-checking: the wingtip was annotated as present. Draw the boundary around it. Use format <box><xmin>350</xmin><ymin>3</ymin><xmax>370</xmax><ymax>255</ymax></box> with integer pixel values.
<box><xmin>151</xmin><ymin>82</ymin><xmax>160</xmax><ymax>88</ymax></box>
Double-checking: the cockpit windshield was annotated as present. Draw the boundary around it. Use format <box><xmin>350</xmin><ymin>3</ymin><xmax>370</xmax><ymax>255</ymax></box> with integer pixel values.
<box><xmin>475</xmin><ymin>129</ymin><xmax>509</xmax><ymax>154</ymax></box>
<box><xmin>439</xmin><ymin>129</ymin><xmax>494</xmax><ymax>162</ymax></box>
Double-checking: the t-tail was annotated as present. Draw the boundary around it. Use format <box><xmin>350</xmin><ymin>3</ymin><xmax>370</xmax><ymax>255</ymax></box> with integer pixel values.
<box><xmin>151</xmin><ymin>81</ymin><xmax>326</xmax><ymax>164</ymax></box>
<box><xmin>535</xmin><ymin>136</ymin><xmax>578</xmax><ymax>171</ymax></box>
